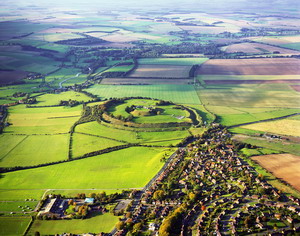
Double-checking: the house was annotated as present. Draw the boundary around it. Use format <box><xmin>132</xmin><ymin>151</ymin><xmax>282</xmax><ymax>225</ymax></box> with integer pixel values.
<box><xmin>84</xmin><ymin>198</ymin><xmax>95</xmax><ymax>204</ymax></box>
<box><xmin>149</xmin><ymin>223</ymin><xmax>157</xmax><ymax>231</ymax></box>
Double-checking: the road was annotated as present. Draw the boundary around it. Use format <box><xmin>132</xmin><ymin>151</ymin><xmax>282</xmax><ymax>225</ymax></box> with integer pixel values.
<box><xmin>58</xmin><ymin>73</ymin><xmax>81</xmax><ymax>89</ymax></box>
<box><xmin>109</xmin><ymin>148</ymin><xmax>183</xmax><ymax>235</ymax></box>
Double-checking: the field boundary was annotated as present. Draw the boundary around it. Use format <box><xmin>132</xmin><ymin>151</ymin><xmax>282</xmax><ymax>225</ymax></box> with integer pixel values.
<box><xmin>228</xmin><ymin>112</ymin><xmax>300</xmax><ymax>128</ymax></box>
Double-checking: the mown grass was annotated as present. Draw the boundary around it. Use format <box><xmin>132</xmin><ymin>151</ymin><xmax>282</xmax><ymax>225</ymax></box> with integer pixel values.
<box><xmin>72</xmin><ymin>133</ymin><xmax>123</xmax><ymax>157</ymax></box>
<box><xmin>29</xmin><ymin>212</ymin><xmax>118</xmax><ymax>235</ymax></box>
<box><xmin>85</xmin><ymin>84</ymin><xmax>201</xmax><ymax>105</ymax></box>
<box><xmin>0</xmin><ymin>217</ymin><xmax>31</xmax><ymax>236</ymax></box>
<box><xmin>0</xmin><ymin>134</ymin><xmax>69</xmax><ymax>167</ymax></box>
<box><xmin>0</xmin><ymin>147</ymin><xmax>175</xmax><ymax>190</ymax></box>
<box><xmin>138</xmin><ymin>57</ymin><xmax>208</xmax><ymax>66</ymax></box>
<box><xmin>75</xmin><ymin>121</ymin><xmax>139</xmax><ymax>143</ymax></box>
<box><xmin>35</xmin><ymin>91</ymin><xmax>91</xmax><ymax>106</ymax></box>
<box><xmin>4</xmin><ymin>105</ymin><xmax>81</xmax><ymax>134</ymax></box>
<box><xmin>0</xmin><ymin>190</ymin><xmax>44</xmax><ymax>201</ymax></box>
<box><xmin>0</xmin><ymin>201</ymin><xmax>37</xmax><ymax>213</ymax></box>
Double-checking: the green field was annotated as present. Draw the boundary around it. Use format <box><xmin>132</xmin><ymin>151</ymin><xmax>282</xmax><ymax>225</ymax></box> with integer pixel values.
<box><xmin>86</xmin><ymin>84</ymin><xmax>201</xmax><ymax>105</ymax></box>
<box><xmin>138</xmin><ymin>57</ymin><xmax>208</xmax><ymax>65</ymax></box>
<box><xmin>0</xmin><ymin>134</ymin><xmax>69</xmax><ymax>167</ymax></box>
<box><xmin>72</xmin><ymin>133</ymin><xmax>123</xmax><ymax>157</ymax></box>
<box><xmin>109</xmin><ymin>99</ymin><xmax>190</xmax><ymax>124</ymax></box>
<box><xmin>0</xmin><ymin>217</ymin><xmax>31</xmax><ymax>236</ymax></box>
<box><xmin>29</xmin><ymin>212</ymin><xmax>118</xmax><ymax>235</ymax></box>
<box><xmin>0</xmin><ymin>147</ymin><xmax>175</xmax><ymax>190</ymax></box>
<box><xmin>215</xmin><ymin>108</ymin><xmax>300</xmax><ymax>126</ymax></box>
<box><xmin>104</xmin><ymin>65</ymin><xmax>134</xmax><ymax>73</ymax></box>
<box><xmin>35</xmin><ymin>91</ymin><xmax>91</xmax><ymax>106</ymax></box>
<box><xmin>198</xmin><ymin>84</ymin><xmax>300</xmax><ymax>108</ymax></box>
<box><xmin>0</xmin><ymin>201</ymin><xmax>37</xmax><ymax>213</ymax></box>
<box><xmin>282</xmin><ymin>43</ymin><xmax>300</xmax><ymax>50</ymax></box>
<box><xmin>4</xmin><ymin>105</ymin><xmax>81</xmax><ymax>134</ymax></box>
<box><xmin>75</xmin><ymin>121</ymin><xmax>139</xmax><ymax>143</ymax></box>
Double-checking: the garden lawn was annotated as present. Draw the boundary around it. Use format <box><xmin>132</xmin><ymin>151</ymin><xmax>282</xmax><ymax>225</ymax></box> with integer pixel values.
<box><xmin>0</xmin><ymin>134</ymin><xmax>69</xmax><ymax>167</ymax></box>
<box><xmin>0</xmin><ymin>147</ymin><xmax>175</xmax><ymax>190</ymax></box>
<box><xmin>0</xmin><ymin>217</ymin><xmax>31</xmax><ymax>236</ymax></box>
<box><xmin>86</xmin><ymin>84</ymin><xmax>201</xmax><ymax>105</ymax></box>
<box><xmin>29</xmin><ymin>213</ymin><xmax>118</xmax><ymax>235</ymax></box>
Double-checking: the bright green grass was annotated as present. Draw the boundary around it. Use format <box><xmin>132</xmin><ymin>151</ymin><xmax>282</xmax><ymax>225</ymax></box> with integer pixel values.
<box><xmin>0</xmin><ymin>217</ymin><xmax>31</xmax><ymax>236</ymax></box>
<box><xmin>48</xmin><ymin>189</ymin><xmax>123</xmax><ymax>198</ymax></box>
<box><xmin>72</xmin><ymin>133</ymin><xmax>123</xmax><ymax>157</ymax></box>
<box><xmin>75</xmin><ymin>121</ymin><xmax>139</xmax><ymax>143</ymax></box>
<box><xmin>0</xmin><ymin>135</ymin><xmax>27</xmax><ymax>161</ymax></box>
<box><xmin>61</xmin><ymin>74</ymin><xmax>88</xmax><ymax>87</ymax></box>
<box><xmin>206</xmin><ymin>106</ymin><xmax>282</xmax><ymax>115</ymax></box>
<box><xmin>0</xmin><ymin>82</ymin><xmax>43</xmax><ymax>97</ymax></box>
<box><xmin>217</xmin><ymin>108</ymin><xmax>300</xmax><ymax>126</ymax></box>
<box><xmin>229</xmin><ymin>127</ymin><xmax>265</xmax><ymax>136</ymax></box>
<box><xmin>35</xmin><ymin>91</ymin><xmax>91</xmax><ymax>106</ymax></box>
<box><xmin>0</xmin><ymin>134</ymin><xmax>69</xmax><ymax>167</ymax></box>
<box><xmin>0</xmin><ymin>99</ymin><xmax>17</xmax><ymax>105</ymax></box>
<box><xmin>187</xmin><ymin>104</ymin><xmax>216</xmax><ymax>124</ymax></box>
<box><xmin>198</xmin><ymin>84</ymin><xmax>300</xmax><ymax>108</ymax></box>
<box><xmin>240</xmin><ymin>148</ymin><xmax>280</xmax><ymax>157</ymax></box>
<box><xmin>86</xmin><ymin>84</ymin><xmax>201</xmax><ymax>105</ymax></box>
<box><xmin>0</xmin><ymin>190</ymin><xmax>44</xmax><ymax>201</ymax></box>
<box><xmin>0</xmin><ymin>147</ymin><xmax>175</xmax><ymax>190</ymax></box>
<box><xmin>0</xmin><ymin>201</ymin><xmax>37</xmax><ymax>212</ymax></box>
<box><xmin>138</xmin><ymin>57</ymin><xmax>208</xmax><ymax>66</ymax></box>
<box><xmin>29</xmin><ymin>213</ymin><xmax>118</xmax><ymax>235</ymax></box>
<box><xmin>108</xmin><ymin>99</ymin><xmax>156</xmax><ymax>118</ymax></box>
<box><xmin>104</xmin><ymin>65</ymin><xmax>134</xmax><ymax>73</ymax></box>
<box><xmin>138</xmin><ymin>130</ymin><xmax>190</xmax><ymax>145</ymax></box>
<box><xmin>133</xmin><ymin>106</ymin><xmax>190</xmax><ymax>124</ymax></box>
<box><xmin>4</xmin><ymin>105</ymin><xmax>81</xmax><ymax>134</ymax></box>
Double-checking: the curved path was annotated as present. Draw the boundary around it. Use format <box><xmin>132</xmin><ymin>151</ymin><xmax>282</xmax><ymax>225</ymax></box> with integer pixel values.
<box><xmin>59</xmin><ymin>73</ymin><xmax>81</xmax><ymax>88</ymax></box>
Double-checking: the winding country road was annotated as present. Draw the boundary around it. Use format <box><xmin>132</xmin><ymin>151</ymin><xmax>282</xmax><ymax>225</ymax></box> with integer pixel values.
<box><xmin>58</xmin><ymin>73</ymin><xmax>81</xmax><ymax>89</ymax></box>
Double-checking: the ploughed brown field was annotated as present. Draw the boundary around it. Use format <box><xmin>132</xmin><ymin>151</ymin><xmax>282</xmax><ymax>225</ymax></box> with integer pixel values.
<box><xmin>222</xmin><ymin>42</ymin><xmax>300</xmax><ymax>54</ymax></box>
<box><xmin>0</xmin><ymin>70</ymin><xmax>28</xmax><ymax>85</ymax></box>
<box><xmin>101</xmin><ymin>77</ymin><xmax>193</xmax><ymax>85</ymax></box>
<box><xmin>129</xmin><ymin>65</ymin><xmax>191</xmax><ymax>78</ymax></box>
<box><xmin>204</xmin><ymin>79</ymin><xmax>300</xmax><ymax>85</ymax></box>
<box><xmin>197</xmin><ymin>58</ymin><xmax>300</xmax><ymax>75</ymax></box>
<box><xmin>252</xmin><ymin>154</ymin><xmax>300</xmax><ymax>191</ymax></box>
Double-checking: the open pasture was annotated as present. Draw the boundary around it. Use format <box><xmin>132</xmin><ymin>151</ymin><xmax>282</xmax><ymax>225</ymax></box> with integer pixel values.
<box><xmin>0</xmin><ymin>134</ymin><xmax>69</xmax><ymax>168</ymax></box>
<box><xmin>0</xmin><ymin>147</ymin><xmax>175</xmax><ymax>190</ymax></box>
<box><xmin>86</xmin><ymin>84</ymin><xmax>201</xmax><ymax>105</ymax></box>
<box><xmin>198</xmin><ymin>84</ymin><xmax>300</xmax><ymax>108</ymax></box>
<box><xmin>252</xmin><ymin>154</ymin><xmax>300</xmax><ymax>191</ymax></box>
<box><xmin>4</xmin><ymin>105</ymin><xmax>81</xmax><ymax>134</ymax></box>
<box><xmin>35</xmin><ymin>91</ymin><xmax>91</xmax><ymax>106</ymax></box>
<box><xmin>72</xmin><ymin>133</ymin><xmax>123</xmax><ymax>157</ymax></box>
<box><xmin>0</xmin><ymin>217</ymin><xmax>31</xmax><ymax>236</ymax></box>
<box><xmin>138</xmin><ymin>58</ymin><xmax>208</xmax><ymax>66</ymax></box>
<box><xmin>29</xmin><ymin>213</ymin><xmax>118</xmax><ymax>235</ymax></box>
<box><xmin>129</xmin><ymin>65</ymin><xmax>191</xmax><ymax>78</ymax></box>
<box><xmin>75</xmin><ymin>121</ymin><xmax>139</xmax><ymax>143</ymax></box>
<box><xmin>247</xmin><ymin>35</ymin><xmax>300</xmax><ymax>46</ymax></box>
<box><xmin>197</xmin><ymin>58</ymin><xmax>300</xmax><ymax>75</ymax></box>
<box><xmin>198</xmin><ymin>75</ymin><xmax>300</xmax><ymax>81</ymax></box>
<box><xmin>221</xmin><ymin>42</ymin><xmax>300</xmax><ymax>54</ymax></box>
